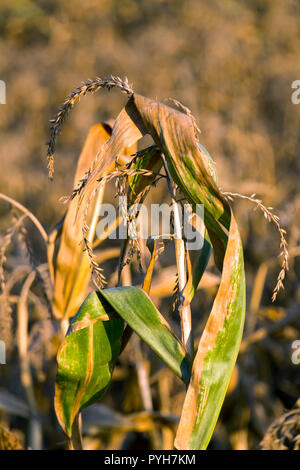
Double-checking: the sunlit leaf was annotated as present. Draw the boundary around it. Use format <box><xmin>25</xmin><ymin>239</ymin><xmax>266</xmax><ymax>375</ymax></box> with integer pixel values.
<box><xmin>123</xmin><ymin>96</ymin><xmax>230</xmax><ymax>273</ymax></box>
<box><xmin>52</xmin><ymin>123</ymin><xmax>112</xmax><ymax>319</ymax></box>
<box><xmin>175</xmin><ymin>212</ymin><xmax>246</xmax><ymax>450</ymax></box>
<box><xmin>125</xmin><ymin>95</ymin><xmax>230</xmax><ymax>229</ymax></box>
<box><xmin>55</xmin><ymin>292</ymin><xmax>124</xmax><ymax>437</ymax></box>
<box><xmin>99</xmin><ymin>287</ymin><xmax>191</xmax><ymax>383</ymax></box>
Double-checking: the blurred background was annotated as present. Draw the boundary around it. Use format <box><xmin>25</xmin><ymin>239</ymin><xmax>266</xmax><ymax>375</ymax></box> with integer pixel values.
<box><xmin>0</xmin><ymin>0</ymin><xmax>300</xmax><ymax>450</ymax></box>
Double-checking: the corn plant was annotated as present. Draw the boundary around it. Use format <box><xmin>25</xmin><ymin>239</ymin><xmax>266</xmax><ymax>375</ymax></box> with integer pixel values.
<box><xmin>45</xmin><ymin>76</ymin><xmax>288</xmax><ymax>450</ymax></box>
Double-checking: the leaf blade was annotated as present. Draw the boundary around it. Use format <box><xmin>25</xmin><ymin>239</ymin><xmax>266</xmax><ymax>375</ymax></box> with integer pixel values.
<box><xmin>99</xmin><ymin>286</ymin><xmax>191</xmax><ymax>383</ymax></box>
<box><xmin>52</xmin><ymin>123</ymin><xmax>112</xmax><ymax>319</ymax></box>
<box><xmin>54</xmin><ymin>292</ymin><xmax>124</xmax><ymax>437</ymax></box>
<box><xmin>175</xmin><ymin>212</ymin><xmax>246</xmax><ymax>450</ymax></box>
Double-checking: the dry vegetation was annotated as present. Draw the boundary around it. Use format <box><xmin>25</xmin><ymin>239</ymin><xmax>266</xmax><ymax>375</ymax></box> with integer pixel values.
<box><xmin>0</xmin><ymin>0</ymin><xmax>299</xmax><ymax>450</ymax></box>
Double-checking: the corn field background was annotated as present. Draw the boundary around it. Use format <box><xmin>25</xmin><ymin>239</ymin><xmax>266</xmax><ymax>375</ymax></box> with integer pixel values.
<box><xmin>0</xmin><ymin>0</ymin><xmax>300</xmax><ymax>451</ymax></box>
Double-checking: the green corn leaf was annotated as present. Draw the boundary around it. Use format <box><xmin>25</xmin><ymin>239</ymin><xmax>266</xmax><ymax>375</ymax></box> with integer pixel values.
<box><xmin>128</xmin><ymin>145</ymin><xmax>162</xmax><ymax>201</ymax></box>
<box><xmin>99</xmin><ymin>287</ymin><xmax>191</xmax><ymax>384</ymax></box>
<box><xmin>55</xmin><ymin>292</ymin><xmax>124</xmax><ymax>437</ymax></box>
<box><xmin>175</xmin><ymin>212</ymin><xmax>246</xmax><ymax>450</ymax></box>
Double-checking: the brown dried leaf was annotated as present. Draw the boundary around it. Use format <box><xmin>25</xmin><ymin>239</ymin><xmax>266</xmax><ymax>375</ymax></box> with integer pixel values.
<box><xmin>52</xmin><ymin>123</ymin><xmax>112</xmax><ymax>319</ymax></box>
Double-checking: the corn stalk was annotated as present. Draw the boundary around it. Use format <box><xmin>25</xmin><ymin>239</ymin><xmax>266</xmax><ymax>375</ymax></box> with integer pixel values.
<box><xmin>46</xmin><ymin>76</ymin><xmax>287</xmax><ymax>450</ymax></box>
